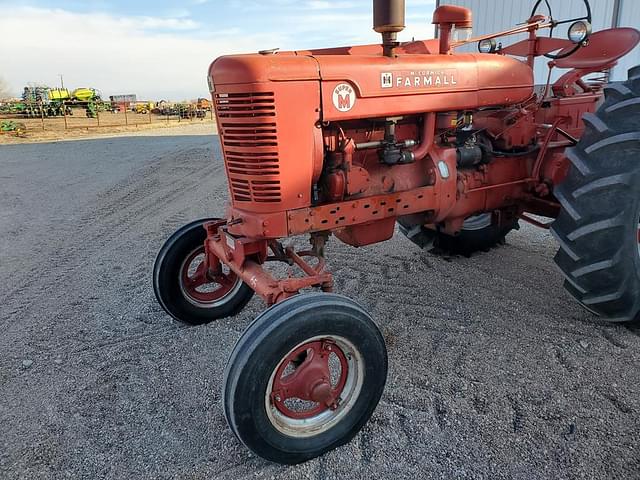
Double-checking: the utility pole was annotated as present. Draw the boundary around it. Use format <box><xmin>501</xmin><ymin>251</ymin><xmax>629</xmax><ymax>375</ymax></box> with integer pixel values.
<box><xmin>58</xmin><ymin>74</ymin><xmax>64</xmax><ymax>90</ymax></box>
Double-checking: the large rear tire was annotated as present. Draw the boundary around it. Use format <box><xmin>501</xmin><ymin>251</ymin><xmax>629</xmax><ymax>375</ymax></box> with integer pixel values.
<box><xmin>551</xmin><ymin>67</ymin><xmax>640</xmax><ymax>322</ymax></box>
<box><xmin>399</xmin><ymin>213</ymin><xmax>518</xmax><ymax>256</ymax></box>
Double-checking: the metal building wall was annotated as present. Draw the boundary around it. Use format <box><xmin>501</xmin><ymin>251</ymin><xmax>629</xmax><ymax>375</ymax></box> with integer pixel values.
<box><xmin>438</xmin><ymin>0</ymin><xmax>637</xmax><ymax>82</ymax></box>
<box><xmin>614</xmin><ymin>0</ymin><xmax>640</xmax><ymax>79</ymax></box>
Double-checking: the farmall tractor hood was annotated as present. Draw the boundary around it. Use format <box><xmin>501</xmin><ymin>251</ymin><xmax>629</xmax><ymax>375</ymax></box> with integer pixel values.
<box><xmin>209</xmin><ymin>48</ymin><xmax>534</xmax><ymax>121</ymax></box>
<box><xmin>209</xmin><ymin>53</ymin><xmax>320</xmax><ymax>85</ymax></box>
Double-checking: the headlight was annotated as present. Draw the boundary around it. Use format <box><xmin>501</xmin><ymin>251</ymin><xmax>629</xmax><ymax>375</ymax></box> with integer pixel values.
<box><xmin>568</xmin><ymin>21</ymin><xmax>592</xmax><ymax>44</ymax></box>
<box><xmin>478</xmin><ymin>38</ymin><xmax>497</xmax><ymax>54</ymax></box>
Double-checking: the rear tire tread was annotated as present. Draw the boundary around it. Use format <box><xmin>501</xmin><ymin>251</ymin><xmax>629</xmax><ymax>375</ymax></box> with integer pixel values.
<box><xmin>551</xmin><ymin>67</ymin><xmax>640</xmax><ymax>322</ymax></box>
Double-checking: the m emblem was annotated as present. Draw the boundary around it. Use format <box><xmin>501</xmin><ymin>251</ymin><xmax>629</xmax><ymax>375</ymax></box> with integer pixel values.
<box><xmin>332</xmin><ymin>83</ymin><xmax>356</xmax><ymax>112</ymax></box>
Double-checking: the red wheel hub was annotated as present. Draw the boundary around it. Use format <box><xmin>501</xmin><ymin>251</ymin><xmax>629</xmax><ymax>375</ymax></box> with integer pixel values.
<box><xmin>180</xmin><ymin>247</ymin><xmax>237</xmax><ymax>303</ymax></box>
<box><xmin>270</xmin><ymin>340</ymin><xmax>349</xmax><ymax>420</ymax></box>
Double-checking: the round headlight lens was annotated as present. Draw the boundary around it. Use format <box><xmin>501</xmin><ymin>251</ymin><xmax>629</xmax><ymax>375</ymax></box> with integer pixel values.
<box><xmin>568</xmin><ymin>21</ymin><xmax>592</xmax><ymax>44</ymax></box>
<box><xmin>478</xmin><ymin>38</ymin><xmax>497</xmax><ymax>54</ymax></box>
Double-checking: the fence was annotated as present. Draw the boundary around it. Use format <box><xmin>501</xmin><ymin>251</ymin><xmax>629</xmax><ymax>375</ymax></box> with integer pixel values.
<box><xmin>0</xmin><ymin>102</ymin><xmax>215</xmax><ymax>134</ymax></box>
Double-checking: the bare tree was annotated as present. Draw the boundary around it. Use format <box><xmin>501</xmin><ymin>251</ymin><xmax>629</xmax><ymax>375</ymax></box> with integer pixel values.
<box><xmin>0</xmin><ymin>76</ymin><xmax>12</xmax><ymax>100</ymax></box>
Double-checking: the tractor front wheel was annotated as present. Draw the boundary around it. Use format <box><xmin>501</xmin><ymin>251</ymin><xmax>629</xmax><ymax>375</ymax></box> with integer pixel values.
<box><xmin>551</xmin><ymin>66</ymin><xmax>640</xmax><ymax>322</ymax></box>
<box><xmin>223</xmin><ymin>293</ymin><xmax>387</xmax><ymax>464</ymax></box>
<box><xmin>153</xmin><ymin>219</ymin><xmax>254</xmax><ymax>325</ymax></box>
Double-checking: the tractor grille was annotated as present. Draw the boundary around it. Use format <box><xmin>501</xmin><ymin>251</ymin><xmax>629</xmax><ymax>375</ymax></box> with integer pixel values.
<box><xmin>214</xmin><ymin>92</ymin><xmax>281</xmax><ymax>204</ymax></box>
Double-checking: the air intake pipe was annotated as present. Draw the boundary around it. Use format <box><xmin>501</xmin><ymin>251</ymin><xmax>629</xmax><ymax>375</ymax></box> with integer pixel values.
<box><xmin>373</xmin><ymin>0</ymin><xmax>406</xmax><ymax>57</ymax></box>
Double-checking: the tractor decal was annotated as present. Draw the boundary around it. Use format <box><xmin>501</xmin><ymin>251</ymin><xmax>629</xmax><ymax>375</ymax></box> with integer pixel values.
<box><xmin>332</xmin><ymin>83</ymin><xmax>355</xmax><ymax>112</ymax></box>
<box><xmin>384</xmin><ymin>69</ymin><xmax>459</xmax><ymax>88</ymax></box>
<box><xmin>381</xmin><ymin>72</ymin><xmax>393</xmax><ymax>88</ymax></box>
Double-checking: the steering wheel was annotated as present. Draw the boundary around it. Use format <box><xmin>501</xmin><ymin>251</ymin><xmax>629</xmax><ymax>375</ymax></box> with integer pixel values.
<box><xmin>530</xmin><ymin>0</ymin><xmax>592</xmax><ymax>59</ymax></box>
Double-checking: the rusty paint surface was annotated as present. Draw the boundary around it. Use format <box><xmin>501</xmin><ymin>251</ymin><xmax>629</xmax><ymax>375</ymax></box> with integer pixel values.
<box><xmin>204</xmin><ymin>20</ymin><xmax>640</xmax><ymax>300</ymax></box>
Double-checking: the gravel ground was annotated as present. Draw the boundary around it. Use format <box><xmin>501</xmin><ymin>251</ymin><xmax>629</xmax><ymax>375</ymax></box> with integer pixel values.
<box><xmin>1</xmin><ymin>130</ymin><xmax>639</xmax><ymax>480</ymax></box>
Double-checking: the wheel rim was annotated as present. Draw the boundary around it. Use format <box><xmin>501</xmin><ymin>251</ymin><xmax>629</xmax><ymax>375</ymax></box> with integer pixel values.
<box><xmin>462</xmin><ymin>213</ymin><xmax>492</xmax><ymax>231</ymax></box>
<box><xmin>178</xmin><ymin>246</ymin><xmax>242</xmax><ymax>307</ymax></box>
<box><xmin>265</xmin><ymin>335</ymin><xmax>364</xmax><ymax>438</ymax></box>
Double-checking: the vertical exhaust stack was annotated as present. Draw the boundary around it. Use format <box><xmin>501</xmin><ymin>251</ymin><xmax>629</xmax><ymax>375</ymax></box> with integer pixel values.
<box><xmin>373</xmin><ymin>0</ymin><xmax>406</xmax><ymax>57</ymax></box>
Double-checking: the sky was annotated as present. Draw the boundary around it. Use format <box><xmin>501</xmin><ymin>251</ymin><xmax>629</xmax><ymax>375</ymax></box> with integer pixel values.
<box><xmin>0</xmin><ymin>0</ymin><xmax>436</xmax><ymax>100</ymax></box>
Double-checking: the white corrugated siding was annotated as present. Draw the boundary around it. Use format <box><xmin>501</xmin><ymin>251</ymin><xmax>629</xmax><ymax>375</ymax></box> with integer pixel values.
<box><xmin>613</xmin><ymin>0</ymin><xmax>640</xmax><ymax>79</ymax></box>
<box><xmin>439</xmin><ymin>0</ymin><xmax>637</xmax><ymax>82</ymax></box>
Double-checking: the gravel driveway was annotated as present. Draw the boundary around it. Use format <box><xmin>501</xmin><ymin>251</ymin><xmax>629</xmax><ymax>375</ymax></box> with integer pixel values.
<box><xmin>1</xmin><ymin>131</ymin><xmax>639</xmax><ymax>479</ymax></box>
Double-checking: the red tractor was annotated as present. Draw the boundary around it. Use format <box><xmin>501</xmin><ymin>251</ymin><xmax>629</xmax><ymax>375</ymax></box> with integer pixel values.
<box><xmin>153</xmin><ymin>0</ymin><xmax>640</xmax><ymax>464</ymax></box>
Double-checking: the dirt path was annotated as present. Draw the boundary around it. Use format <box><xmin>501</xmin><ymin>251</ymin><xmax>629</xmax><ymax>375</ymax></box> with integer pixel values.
<box><xmin>0</xmin><ymin>119</ymin><xmax>216</xmax><ymax>145</ymax></box>
<box><xmin>1</xmin><ymin>133</ymin><xmax>639</xmax><ymax>479</ymax></box>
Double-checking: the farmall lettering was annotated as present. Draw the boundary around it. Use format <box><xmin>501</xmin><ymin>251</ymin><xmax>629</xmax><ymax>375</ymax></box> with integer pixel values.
<box><xmin>381</xmin><ymin>69</ymin><xmax>458</xmax><ymax>89</ymax></box>
<box><xmin>332</xmin><ymin>83</ymin><xmax>356</xmax><ymax>112</ymax></box>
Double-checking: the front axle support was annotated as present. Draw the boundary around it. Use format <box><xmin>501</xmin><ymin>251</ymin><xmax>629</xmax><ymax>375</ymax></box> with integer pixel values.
<box><xmin>203</xmin><ymin>220</ymin><xmax>333</xmax><ymax>305</ymax></box>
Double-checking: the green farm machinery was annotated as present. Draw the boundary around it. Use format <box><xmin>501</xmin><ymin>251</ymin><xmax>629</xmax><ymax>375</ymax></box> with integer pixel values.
<box><xmin>20</xmin><ymin>86</ymin><xmax>105</xmax><ymax>118</ymax></box>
